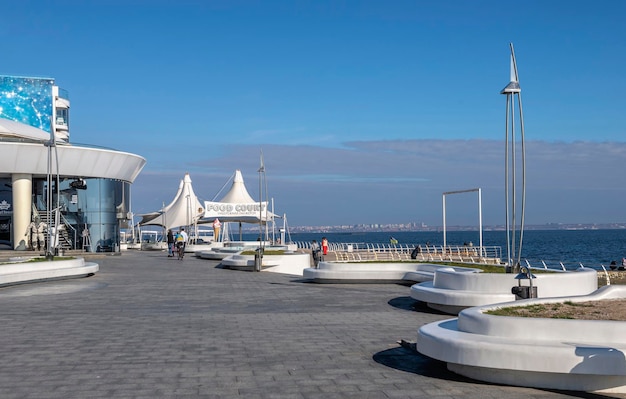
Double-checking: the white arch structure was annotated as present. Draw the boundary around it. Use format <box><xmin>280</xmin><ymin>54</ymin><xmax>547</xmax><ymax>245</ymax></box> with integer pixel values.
<box><xmin>442</xmin><ymin>188</ymin><xmax>483</xmax><ymax>255</ymax></box>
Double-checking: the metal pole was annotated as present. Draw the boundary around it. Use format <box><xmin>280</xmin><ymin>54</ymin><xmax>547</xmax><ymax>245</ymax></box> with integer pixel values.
<box><xmin>258</xmin><ymin>168</ymin><xmax>262</xmax><ymax>245</ymax></box>
<box><xmin>45</xmin><ymin>116</ymin><xmax>57</xmax><ymax>260</ymax></box>
<box><xmin>163</xmin><ymin>202</ymin><xmax>166</xmax><ymax>230</ymax></box>
<box><xmin>517</xmin><ymin>91</ymin><xmax>527</xmax><ymax>267</ymax></box>
<box><xmin>257</xmin><ymin>154</ymin><xmax>264</xmax><ymax>272</ymax></box>
<box><xmin>54</xmin><ymin>140</ymin><xmax>60</xmax><ymax>255</ymax></box>
<box><xmin>46</xmin><ymin>140</ymin><xmax>52</xmax><ymax>259</ymax></box>
<box><xmin>504</xmin><ymin>95</ymin><xmax>511</xmax><ymax>269</ymax></box>
<box><xmin>511</xmin><ymin>95</ymin><xmax>517</xmax><ymax>270</ymax></box>
<box><xmin>264</xmin><ymin>169</ymin><xmax>269</xmax><ymax>243</ymax></box>
<box><xmin>442</xmin><ymin>193</ymin><xmax>447</xmax><ymax>250</ymax></box>
<box><xmin>186</xmin><ymin>195</ymin><xmax>190</xmax><ymax>232</ymax></box>
<box><xmin>258</xmin><ymin>172</ymin><xmax>262</xmax><ymax>235</ymax></box>
<box><xmin>478</xmin><ymin>188</ymin><xmax>483</xmax><ymax>256</ymax></box>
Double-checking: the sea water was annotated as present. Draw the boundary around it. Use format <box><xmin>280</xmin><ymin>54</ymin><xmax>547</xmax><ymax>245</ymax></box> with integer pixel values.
<box><xmin>242</xmin><ymin>229</ymin><xmax>626</xmax><ymax>270</ymax></box>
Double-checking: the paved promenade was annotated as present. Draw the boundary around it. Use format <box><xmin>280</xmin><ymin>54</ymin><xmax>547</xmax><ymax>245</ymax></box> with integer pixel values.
<box><xmin>0</xmin><ymin>251</ymin><xmax>615</xmax><ymax>398</ymax></box>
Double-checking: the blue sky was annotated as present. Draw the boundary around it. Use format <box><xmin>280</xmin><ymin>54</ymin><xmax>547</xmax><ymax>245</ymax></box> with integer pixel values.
<box><xmin>3</xmin><ymin>1</ymin><xmax>625</xmax><ymax>227</ymax></box>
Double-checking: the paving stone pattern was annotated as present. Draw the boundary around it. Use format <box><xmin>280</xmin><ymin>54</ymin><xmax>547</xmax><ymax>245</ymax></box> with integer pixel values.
<box><xmin>0</xmin><ymin>251</ymin><xmax>611</xmax><ymax>398</ymax></box>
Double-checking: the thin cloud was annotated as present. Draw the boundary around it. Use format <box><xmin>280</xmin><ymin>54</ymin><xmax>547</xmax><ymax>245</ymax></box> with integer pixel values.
<box><xmin>132</xmin><ymin>139</ymin><xmax>626</xmax><ymax>226</ymax></box>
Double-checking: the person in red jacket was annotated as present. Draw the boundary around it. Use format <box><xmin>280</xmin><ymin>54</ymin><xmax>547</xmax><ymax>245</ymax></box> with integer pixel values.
<box><xmin>321</xmin><ymin>237</ymin><xmax>328</xmax><ymax>256</ymax></box>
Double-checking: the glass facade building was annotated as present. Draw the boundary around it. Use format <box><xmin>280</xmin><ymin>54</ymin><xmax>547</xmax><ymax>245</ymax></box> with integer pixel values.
<box><xmin>0</xmin><ymin>75</ymin><xmax>145</xmax><ymax>251</ymax></box>
<box><xmin>31</xmin><ymin>177</ymin><xmax>132</xmax><ymax>251</ymax></box>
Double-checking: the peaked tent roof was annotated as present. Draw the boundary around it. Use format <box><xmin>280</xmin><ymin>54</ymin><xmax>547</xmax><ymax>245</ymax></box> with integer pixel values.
<box><xmin>138</xmin><ymin>173</ymin><xmax>205</xmax><ymax>229</ymax></box>
<box><xmin>202</xmin><ymin>169</ymin><xmax>279</xmax><ymax>223</ymax></box>
<box><xmin>219</xmin><ymin>170</ymin><xmax>256</xmax><ymax>203</ymax></box>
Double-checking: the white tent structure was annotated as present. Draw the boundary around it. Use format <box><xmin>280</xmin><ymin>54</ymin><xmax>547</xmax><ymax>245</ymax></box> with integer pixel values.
<box><xmin>137</xmin><ymin>173</ymin><xmax>205</xmax><ymax>231</ymax></box>
<box><xmin>203</xmin><ymin>169</ymin><xmax>278</xmax><ymax>240</ymax></box>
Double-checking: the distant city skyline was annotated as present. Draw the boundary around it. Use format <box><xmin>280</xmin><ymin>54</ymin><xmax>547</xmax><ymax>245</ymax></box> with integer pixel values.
<box><xmin>245</xmin><ymin>221</ymin><xmax>626</xmax><ymax>234</ymax></box>
<box><xmin>2</xmin><ymin>1</ymin><xmax>625</xmax><ymax>227</ymax></box>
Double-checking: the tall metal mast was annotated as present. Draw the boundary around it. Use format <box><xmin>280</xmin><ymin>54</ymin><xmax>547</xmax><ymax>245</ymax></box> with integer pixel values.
<box><xmin>500</xmin><ymin>43</ymin><xmax>527</xmax><ymax>273</ymax></box>
<box><xmin>256</xmin><ymin>150</ymin><xmax>266</xmax><ymax>272</ymax></box>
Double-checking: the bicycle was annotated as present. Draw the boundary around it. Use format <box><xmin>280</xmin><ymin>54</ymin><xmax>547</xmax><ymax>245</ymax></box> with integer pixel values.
<box><xmin>176</xmin><ymin>242</ymin><xmax>185</xmax><ymax>260</ymax></box>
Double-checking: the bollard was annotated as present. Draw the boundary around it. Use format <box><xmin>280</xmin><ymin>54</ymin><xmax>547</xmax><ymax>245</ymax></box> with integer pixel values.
<box><xmin>254</xmin><ymin>247</ymin><xmax>263</xmax><ymax>272</ymax></box>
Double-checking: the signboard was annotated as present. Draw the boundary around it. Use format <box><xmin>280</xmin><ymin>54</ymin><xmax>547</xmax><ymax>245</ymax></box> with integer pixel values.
<box><xmin>0</xmin><ymin>75</ymin><xmax>54</xmax><ymax>132</ymax></box>
<box><xmin>204</xmin><ymin>201</ymin><xmax>270</xmax><ymax>220</ymax></box>
<box><xmin>0</xmin><ymin>199</ymin><xmax>11</xmax><ymax>216</ymax></box>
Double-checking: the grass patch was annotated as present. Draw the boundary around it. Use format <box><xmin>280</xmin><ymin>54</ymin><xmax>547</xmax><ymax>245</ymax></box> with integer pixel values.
<box><xmin>563</xmin><ymin>300</ymin><xmax>593</xmax><ymax>307</ymax></box>
<box><xmin>330</xmin><ymin>260</ymin><xmax>507</xmax><ymax>273</ymax></box>
<box><xmin>486</xmin><ymin>302</ymin><xmax>585</xmax><ymax>319</ymax></box>
<box><xmin>0</xmin><ymin>256</ymin><xmax>76</xmax><ymax>266</ymax></box>
<box><xmin>27</xmin><ymin>256</ymin><xmax>75</xmax><ymax>262</ymax></box>
<box><xmin>487</xmin><ymin>303</ymin><xmax>552</xmax><ymax>317</ymax></box>
<box><xmin>329</xmin><ymin>260</ymin><xmax>555</xmax><ymax>274</ymax></box>
<box><xmin>438</xmin><ymin>262</ymin><xmax>506</xmax><ymax>273</ymax></box>
<box><xmin>421</xmin><ymin>261</ymin><xmax>555</xmax><ymax>274</ymax></box>
<box><xmin>240</xmin><ymin>250</ymin><xmax>285</xmax><ymax>256</ymax></box>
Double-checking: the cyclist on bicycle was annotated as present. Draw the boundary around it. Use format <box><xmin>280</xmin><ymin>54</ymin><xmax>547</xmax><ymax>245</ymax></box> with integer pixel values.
<box><xmin>175</xmin><ymin>229</ymin><xmax>187</xmax><ymax>259</ymax></box>
<box><xmin>179</xmin><ymin>228</ymin><xmax>188</xmax><ymax>247</ymax></box>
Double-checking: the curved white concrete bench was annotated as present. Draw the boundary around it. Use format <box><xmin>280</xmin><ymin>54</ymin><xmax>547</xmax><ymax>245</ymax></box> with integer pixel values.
<box><xmin>261</xmin><ymin>253</ymin><xmax>311</xmax><ymax>276</ymax></box>
<box><xmin>411</xmin><ymin>267</ymin><xmax>598</xmax><ymax>314</ymax></box>
<box><xmin>0</xmin><ymin>257</ymin><xmax>99</xmax><ymax>287</ymax></box>
<box><xmin>220</xmin><ymin>253</ymin><xmax>311</xmax><ymax>276</ymax></box>
<box><xmin>196</xmin><ymin>246</ymin><xmax>244</xmax><ymax>260</ymax></box>
<box><xmin>417</xmin><ymin>285</ymin><xmax>626</xmax><ymax>393</ymax></box>
<box><xmin>303</xmin><ymin>262</ymin><xmax>481</xmax><ymax>283</ymax></box>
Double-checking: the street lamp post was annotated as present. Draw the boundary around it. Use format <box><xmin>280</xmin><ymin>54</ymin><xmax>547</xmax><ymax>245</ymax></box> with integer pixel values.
<box><xmin>45</xmin><ymin>117</ymin><xmax>60</xmax><ymax>260</ymax></box>
<box><xmin>256</xmin><ymin>152</ymin><xmax>265</xmax><ymax>272</ymax></box>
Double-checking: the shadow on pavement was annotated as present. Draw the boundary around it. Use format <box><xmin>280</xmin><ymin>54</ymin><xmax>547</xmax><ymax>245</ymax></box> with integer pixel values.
<box><xmin>388</xmin><ymin>296</ymin><xmax>448</xmax><ymax>315</ymax></box>
<box><xmin>373</xmin><ymin>346</ymin><xmax>471</xmax><ymax>382</ymax></box>
<box><xmin>374</xmin><ymin>346</ymin><xmax>621</xmax><ymax>399</ymax></box>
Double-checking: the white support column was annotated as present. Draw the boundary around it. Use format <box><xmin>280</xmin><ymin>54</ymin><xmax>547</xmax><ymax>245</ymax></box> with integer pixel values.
<box><xmin>12</xmin><ymin>173</ymin><xmax>32</xmax><ymax>250</ymax></box>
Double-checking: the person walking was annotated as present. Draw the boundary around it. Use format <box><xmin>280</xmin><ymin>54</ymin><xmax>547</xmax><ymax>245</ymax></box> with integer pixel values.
<box><xmin>35</xmin><ymin>219</ymin><xmax>47</xmax><ymax>251</ymax></box>
<box><xmin>26</xmin><ymin>219</ymin><xmax>38</xmax><ymax>250</ymax></box>
<box><xmin>411</xmin><ymin>245</ymin><xmax>421</xmax><ymax>259</ymax></box>
<box><xmin>167</xmin><ymin>229</ymin><xmax>174</xmax><ymax>257</ymax></box>
<box><xmin>321</xmin><ymin>237</ymin><xmax>329</xmax><ymax>256</ymax></box>
<box><xmin>311</xmin><ymin>239</ymin><xmax>321</xmax><ymax>268</ymax></box>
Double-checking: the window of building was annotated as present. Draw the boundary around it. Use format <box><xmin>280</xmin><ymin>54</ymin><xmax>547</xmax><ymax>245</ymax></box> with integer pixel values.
<box><xmin>55</xmin><ymin>108</ymin><xmax>69</xmax><ymax>126</ymax></box>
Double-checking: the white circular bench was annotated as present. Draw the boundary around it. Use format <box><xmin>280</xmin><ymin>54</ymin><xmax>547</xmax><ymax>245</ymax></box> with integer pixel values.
<box><xmin>417</xmin><ymin>284</ymin><xmax>626</xmax><ymax>393</ymax></box>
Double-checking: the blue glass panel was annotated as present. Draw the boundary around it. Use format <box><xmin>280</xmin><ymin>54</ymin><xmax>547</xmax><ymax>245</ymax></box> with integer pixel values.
<box><xmin>0</xmin><ymin>75</ymin><xmax>54</xmax><ymax>132</ymax></box>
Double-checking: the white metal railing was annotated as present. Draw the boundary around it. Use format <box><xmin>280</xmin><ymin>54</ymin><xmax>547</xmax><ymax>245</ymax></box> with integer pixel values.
<box><xmin>295</xmin><ymin>241</ymin><xmax>502</xmax><ymax>264</ymax></box>
<box><xmin>296</xmin><ymin>241</ymin><xmax>612</xmax><ymax>280</ymax></box>
<box><xmin>521</xmin><ymin>259</ymin><xmax>612</xmax><ymax>286</ymax></box>
<box><xmin>523</xmin><ymin>259</ymin><xmax>615</xmax><ymax>273</ymax></box>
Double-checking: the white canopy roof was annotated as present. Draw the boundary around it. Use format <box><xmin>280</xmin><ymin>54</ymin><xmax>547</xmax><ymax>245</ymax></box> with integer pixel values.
<box><xmin>203</xmin><ymin>170</ymin><xmax>278</xmax><ymax>223</ymax></box>
<box><xmin>0</xmin><ymin>118</ymin><xmax>145</xmax><ymax>182</ymax></box>
<box><xmin>220</xmin><ymin>170</ymin><xmax>256</xmax><ymax>203</ymax></box>
<box><xmin>138</xmin><ymin>173</ymin><xmax>204</xmax><ymax>229</ymax></box>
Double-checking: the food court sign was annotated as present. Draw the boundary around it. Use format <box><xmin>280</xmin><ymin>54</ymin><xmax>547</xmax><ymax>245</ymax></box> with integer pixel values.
<box><xmin>203</xmin><ymin>201</ymin><xmax>270</xmax><ymax>219</ymax></box>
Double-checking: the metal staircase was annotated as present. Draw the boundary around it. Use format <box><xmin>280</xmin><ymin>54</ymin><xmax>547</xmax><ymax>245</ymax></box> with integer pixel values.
<box><xmin>35</xmin><ymin>210</ymin><xmax>77</xmax><ymax>251</ymax></box>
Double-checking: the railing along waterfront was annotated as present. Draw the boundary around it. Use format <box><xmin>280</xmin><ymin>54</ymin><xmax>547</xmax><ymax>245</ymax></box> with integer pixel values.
<box><xmin>294</xmin><ymin>242</ymin><xmax>502</xmax><ymax>264</ymax></box>
<box><xmin>293</xmin><ymin>241</ymin><xmax>617</xmax><ymax>278</ymax></box>
<box><xmin>522</xmin><ymin>258</ymin><xmax>617</xmax><ymax>273</ymax></box>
